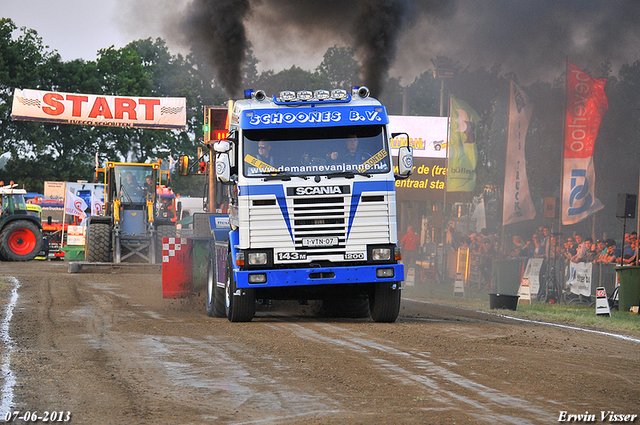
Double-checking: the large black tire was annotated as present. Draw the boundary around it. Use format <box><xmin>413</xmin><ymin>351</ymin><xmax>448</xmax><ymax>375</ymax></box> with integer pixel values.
<box><xmin>225</xmin><ymin>252</ymin><xmax>255</xmax><ymax>322</ymax></box>
<box><xmin>214</xmin><ymin>262</ymin><xmax>226</xmax><ymax>318</ymax></box>
<box><xmin>85</xmin><ymin>222</ymin><xmax>112</xmax><ymax>262</ymax></box>
<box><xmin>0</xmin><ymin>220</ymin><xmax>43</xmax><ymax>261</ymax></box>
<box><xmin>206</xmin><ymin>258</ymin><xmax>216</xmax><ymax>317</ymax></box>
<box><xmin>369</xmin><ymin>282</ymin><xmax>401</xmax><ymax>323</ymax></box>
<box><xmin>206</xmin><ymin>258</ymin><xmax>226</xmax><ymax>317</ymax></box>
<box><xmin>155</xmin><ymin>224</ymin><xmax>176</xmax><ymax>263</ymax></box>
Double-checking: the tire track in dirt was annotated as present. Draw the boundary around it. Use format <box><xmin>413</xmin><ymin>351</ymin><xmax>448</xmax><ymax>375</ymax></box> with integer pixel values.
<box><xmin>272</xmin><ymin>322</ymin><xmax>557</xmax><ymax>424</ymax></box>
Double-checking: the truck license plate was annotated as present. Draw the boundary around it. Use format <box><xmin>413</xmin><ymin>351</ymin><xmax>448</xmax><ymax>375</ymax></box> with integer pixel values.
<box><xmin>302</xmin><ymin>237</ymin><xmax>338</xmax><ymax>247</ymax></box>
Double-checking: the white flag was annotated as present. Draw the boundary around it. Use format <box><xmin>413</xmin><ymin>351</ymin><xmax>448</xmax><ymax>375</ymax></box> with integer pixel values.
<box><xmin>471</xmin><ymin>195</ymin><xmax>487</xmax><ymax>232</ymax></box>
<box><xmin>503</xmin><ymin>81</ymin><xmax>536</xmax><ymax>225</ymax></box>
<box><xmin>90</xmin><ymin>191</ymin><xmax>103</xmax><ymax>216</ymax></box>
<box><xmin>64</xmin><ymin>190</ymin><xmax>88</xmax><ymax>219</ymax></box>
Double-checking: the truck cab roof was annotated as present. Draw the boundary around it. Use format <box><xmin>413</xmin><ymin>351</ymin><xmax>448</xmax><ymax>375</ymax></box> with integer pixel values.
<box><xmin>232</xmin><ymin>87</ymin><xmax>388</xmax><ymax>131</ymax></box>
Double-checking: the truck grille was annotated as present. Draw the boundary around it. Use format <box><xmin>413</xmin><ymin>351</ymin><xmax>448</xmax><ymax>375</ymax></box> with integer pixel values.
<box><xmin>246</xmin><ymin>188</ymin><xmax>390</xmax><ymax>261</ymax></box>
<box><xmin>292</xmin><ymin>197</ymin><xmax>346</xmax><ymax>252</ymax></box>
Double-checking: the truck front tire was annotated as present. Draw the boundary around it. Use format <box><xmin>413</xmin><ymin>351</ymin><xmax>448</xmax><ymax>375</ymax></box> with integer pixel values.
<box><xmin>206</xmin><ymin>258</ymin><xmax>226</xmax><ymax>317</ymax></box>
<box><xmin>206</xmin><ymin>258</ymin><xmax>216</xmax><ymax>317</ymax></box>
<box><xmin>225</xmin><ymin>253</ymin><xmax>255</xmax><ymax>322</ymax></box>
<box><xmin>369</xmin><ymin>282</ymin><xmax>401</xmax><ymax>323</ymax></box>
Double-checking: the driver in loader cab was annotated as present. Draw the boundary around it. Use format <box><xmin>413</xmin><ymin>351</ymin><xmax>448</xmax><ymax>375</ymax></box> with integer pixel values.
<box><xmin>124</xmin><ymin>172</ymin><xmax>141</xmax><ymax>192</ymax></box>
<box><xmin>143</xmin><ymin>175</ymin><xmax>155</xmax><ymax>199</ymax></box>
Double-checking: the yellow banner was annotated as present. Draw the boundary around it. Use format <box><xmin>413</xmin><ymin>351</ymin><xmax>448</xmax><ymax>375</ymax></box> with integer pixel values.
<box><xmin>244</xmin><ymin>154</ymin><xmax>277</xmax><ymax>173</ymax></box>
<box><xmin>360</xmin><ymin>149</ymin><xmax>388</xmax><ymax>171</ymax></box>
<box><xmin>447</xmin><ymin>97</ymin><xmax>480</xmax><ymax>192</ymax></box>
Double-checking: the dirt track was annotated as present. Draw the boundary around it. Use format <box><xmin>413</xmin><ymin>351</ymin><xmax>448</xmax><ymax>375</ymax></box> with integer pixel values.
<box><xmin>1</xmin><ymin>261</ymin><xmax>639</xmax><ymax>424</ymax></box>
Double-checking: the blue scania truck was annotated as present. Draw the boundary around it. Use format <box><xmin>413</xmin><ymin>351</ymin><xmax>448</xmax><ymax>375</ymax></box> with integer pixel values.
<box><xmin>206</xmin><ymin>87</ymin><xmax>413</xmax><ymax>322</ymax></box>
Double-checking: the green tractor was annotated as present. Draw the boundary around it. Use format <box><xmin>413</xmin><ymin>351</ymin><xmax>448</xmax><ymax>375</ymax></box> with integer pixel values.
<box><xmin>0</xmin><ymin>183</ymin><xmax>43</xmax><ymax>261</ymax></box>
<box><xmin>84</xmin><ymin>161</ymin><xmax>176</xmax><ymax>263</ymax></box>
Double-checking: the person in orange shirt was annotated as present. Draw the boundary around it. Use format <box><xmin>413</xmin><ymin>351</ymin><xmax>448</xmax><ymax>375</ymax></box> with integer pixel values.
<box><xmin>400</xmin><ymin>226</ymin><xmax>420</xmax><ymax>278</ymax></box>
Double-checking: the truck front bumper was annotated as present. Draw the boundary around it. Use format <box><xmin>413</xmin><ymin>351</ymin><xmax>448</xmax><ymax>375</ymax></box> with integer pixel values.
<box><xmin>235</xmin><ymin>263</ymin><xmax>404</xmax><ymax>288</ymax></box>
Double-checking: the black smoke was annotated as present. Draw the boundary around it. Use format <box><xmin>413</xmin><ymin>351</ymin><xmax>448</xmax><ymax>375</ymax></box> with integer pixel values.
<box><xmin>351</xmin><ymin>1</ymin><xmax>410</xmax><ymax>96</ymax></box>
<box><xmin>182</xmin><ymin>0</ymin><xmax>429</xmax><ymax>97</ymax></box>
<box><xmin>183</xmin><ymin>0</ymin><xmax>251</xmax><ymax>97</ymax></box>
<box><xmin>177</xmin><ymin>0</ymin><xmax>640</xmax><ymax>96</ymax></box>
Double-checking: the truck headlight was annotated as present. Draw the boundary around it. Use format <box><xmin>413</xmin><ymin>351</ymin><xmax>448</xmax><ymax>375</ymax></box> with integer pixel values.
<box><xmin>372</xmin><ymin>248</ymin><xmax>391</xmax><ymax>261</ymax></box>
<box><xmin>248</xmin><ymin>252</ymin><xmax>268</xmax><ymax>265</ymax></box>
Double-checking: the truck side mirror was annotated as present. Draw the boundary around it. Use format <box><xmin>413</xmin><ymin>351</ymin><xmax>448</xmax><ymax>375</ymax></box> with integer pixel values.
<box><xmin>216</xmin><ymin>153</ymin><xmax>231</xmax><ymax>183</ymax></box>
<box><xmin>179</xmin><ymin>156</ymin><xmax>189</xmax><ymax>176</ymax></box>
<box><xmin>214</xmin><ymin>140</ymin><xmax>231</xmax><ymax>153</ymax></box>
<box><xmin>392</xmin><ymin>132</ymin><xmax>413</xmax><ymax>180</ymax></box>
<box><xmin>396</xmin><ymin>146</ymin><xmax>414</xmax><ymax>180</ymax></box>
<box><xmin>215</xmin><ymin>139</ymin><xmax>236</xmax><ymax>170</ymax></box>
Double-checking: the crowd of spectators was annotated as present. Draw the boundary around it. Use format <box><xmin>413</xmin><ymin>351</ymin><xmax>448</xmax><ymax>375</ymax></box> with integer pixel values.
<box><xmin>445</xmin><ymin>226</ymin><xmax>639</xmax><ymax>286</ymax></box>
<box><xmin>443</xmin><ymin>225</ymin><xmax>639</xmax><ymax>267</ymax></box>
<box><xmin>405</xmin><ymin>223</ymin><xmax>638</xmax><ymax>289</ymax></box>
<box><xmin>505</xmin><ymin>227</ymin><xmax>638</xmax><ymax>267</ymax></box>
<box><xmin>447</xmin><ymin>227</ymin><xmax>499</xmax><ymax>285</ymax></box>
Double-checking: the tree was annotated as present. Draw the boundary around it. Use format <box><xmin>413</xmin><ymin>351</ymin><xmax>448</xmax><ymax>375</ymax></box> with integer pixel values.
<box><xmin>0</xmin><ymin>18</ymin><xmax>59</xmax><ymax>155</ymax></box>
<box><xmin>406</xmin><ymin>71</ymin><xmax>441</xmax><ymax>116</ymax></box>
<box><xmin>378</xmin><ymin>77</ymin><xmax>404</xmax><ymax>115</ymax></box>
<box><xmin>316</xmin><ymin>45</ymin><xmax>362</xmax><ymax>89</ymax></box>
<box><xmin>255</xmin><ymin>66</ymin><xmax>330</xmax><ymax>95</ymax></box>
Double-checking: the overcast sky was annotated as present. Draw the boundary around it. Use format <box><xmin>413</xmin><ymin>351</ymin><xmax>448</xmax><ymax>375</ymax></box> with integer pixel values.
<box><xmin>2</xmin><ymin>0</ymin><xmax>131</xmax><ymax>61</ymax></box>
<box><xmin>3</xmin><ymin>0</ymin><xmax>640</xmax><ymax>88</ymax></box>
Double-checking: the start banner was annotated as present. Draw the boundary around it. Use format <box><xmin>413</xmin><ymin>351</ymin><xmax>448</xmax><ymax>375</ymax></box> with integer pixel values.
<box><xmin>12</xmin><ymin>88</ymin><xmax>186</xmax><ymax>130</ymax></box>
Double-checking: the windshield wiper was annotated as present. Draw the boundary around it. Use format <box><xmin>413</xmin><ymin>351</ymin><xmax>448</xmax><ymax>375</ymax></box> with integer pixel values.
<box><xmin>262</xmin><ymin>171</ymin><xmax>308</xmax><ymax>181</ymax></box>
<box><xmin>327</xmin><ymin>171</ymin><xmax>372</xmax><ymax>179</ymax></box>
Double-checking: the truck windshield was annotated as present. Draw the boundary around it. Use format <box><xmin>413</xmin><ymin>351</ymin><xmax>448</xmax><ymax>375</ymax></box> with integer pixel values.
<box><xmin>242</xmin><ymin>125</ymin><xmax>391</xmax><ymax>177</ymax></box>
<box><xmin>114</xmin><ymin>165</ymin><xmax>157</xmax><ymax>204</ymax></box>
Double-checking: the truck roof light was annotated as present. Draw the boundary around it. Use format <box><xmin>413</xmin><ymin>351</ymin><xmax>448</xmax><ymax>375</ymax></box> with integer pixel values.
<box><xmin>254</xmin><ymin>90</ymin><xmax>266</xmax><ymax>101</ymax></box>
<box><xmin>278</xmin><ymin>91</ymin><xmax>297</xmax><ymax>102</ymax></box>
<box><xmin>314</xmin><ymin>90</ymin><xmax>330</xmax><ymax>100</ymax></box>
<box><xmin>244</xmin><ymin>89</ymin><xmax>255</xmax><ymax>99</ymax></box>
<box><xmin>352</xmin><ymin>86</ymin><xmax>370</xmax><ymax>99</ymax></box>
<box><xmin>272</xmin><ymin>88</ymin><xmax>353</xmax><ymax>105</ymax></box>
<box><xmin>331</xmin><ymin>89</ymin><xmax>348</xmax><ymax>100</ymax></box>
<box><xmin>297</xmin><ymin>90</ymin><xmax>313</xmax><ymax>101</ymax></box>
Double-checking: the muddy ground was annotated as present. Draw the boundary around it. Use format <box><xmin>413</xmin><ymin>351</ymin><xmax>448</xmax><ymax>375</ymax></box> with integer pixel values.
<box><xmin>1</xmin><ymin>261</ymin><xmax>638</xmax><ymax>424</ymax></box>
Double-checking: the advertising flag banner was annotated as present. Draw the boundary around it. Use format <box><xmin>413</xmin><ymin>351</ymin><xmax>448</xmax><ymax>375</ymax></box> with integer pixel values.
<box><xmin>91</xmin><ymin>190</ymin><xmax>104</xmax><ymax>216</ymax></box>
<box><xmin>503</xmin><ymin>81</ymin><xmax>536</xmax><ymax>225</ymax></box>
<box><xmin>12</xmin><ymin>88</ymin><xmax>186</xmax><ymax>130</ymax></box>
<box><xmin>447</xmin><ymin>97</ymin><xmax>480</xmax><ymax>192</ymax></box>
<box><xmin>562</xmin><ymin>62</ymin><xmax>607</xmax><ymax>225</ymax></box>
<box><xmin>64</xmin><ymin>190</ymin><xmax>88</xmax><ymax>220</ymax></box>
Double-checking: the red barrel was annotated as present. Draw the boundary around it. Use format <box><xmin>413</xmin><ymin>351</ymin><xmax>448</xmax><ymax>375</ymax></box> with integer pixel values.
<box><xmin>161</xmin><ymin>237</ymin><xmax>193</xmax><ymax>298</ymax></box>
